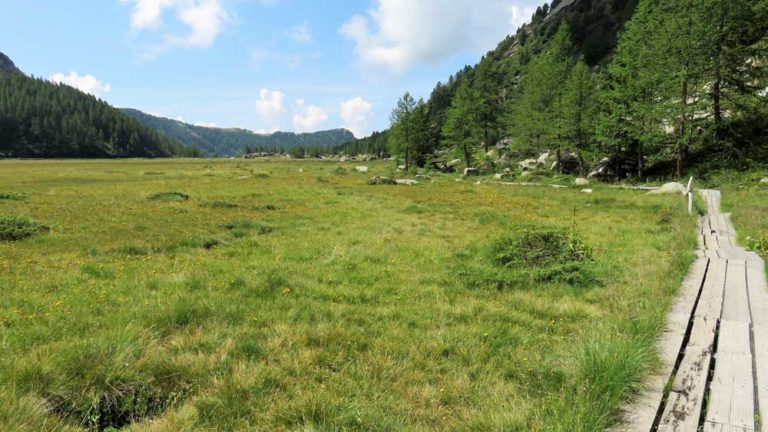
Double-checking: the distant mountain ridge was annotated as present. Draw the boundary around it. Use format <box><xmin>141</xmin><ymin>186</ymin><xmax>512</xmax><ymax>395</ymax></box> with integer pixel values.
<box><xmin>0</xmin><ymin>52</ymin><xmax>198</xmax><ymax>158</ymax></box>
<box><xmin>120</xmin><ymin>108</ymin><xmax>355</xmax><ymax>157</ymax></box>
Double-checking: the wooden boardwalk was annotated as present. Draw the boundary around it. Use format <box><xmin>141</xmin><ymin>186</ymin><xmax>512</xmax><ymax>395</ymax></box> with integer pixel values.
<box><xmin>616</xmin><ymin>189</ymin><xmax>768</xmax><ymax>432</ymax></box>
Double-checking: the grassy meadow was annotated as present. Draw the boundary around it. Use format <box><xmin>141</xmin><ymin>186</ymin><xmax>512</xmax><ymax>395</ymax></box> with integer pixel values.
<box><xmin>0</xmin><ymin>159</ymin><xmax>696</xmax><ymax>431</ymax></box>
<box><xmin>714</xmin><ymin>170</ymin><xmax>768</xmax><ymax>260</ymax></box>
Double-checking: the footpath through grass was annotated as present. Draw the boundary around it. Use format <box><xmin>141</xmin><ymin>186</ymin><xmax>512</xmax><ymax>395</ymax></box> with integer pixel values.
<box><xmin>0</xmin><ymin>159</ymin><xmax>695</xmax><ymax>431</ymax></box>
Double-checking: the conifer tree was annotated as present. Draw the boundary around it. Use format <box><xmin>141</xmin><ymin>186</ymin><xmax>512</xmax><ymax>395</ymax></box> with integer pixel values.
<box><xmin>443</xmin><ymin>80</ymin><xmax>480</xmax><ymax>167</ymax></box>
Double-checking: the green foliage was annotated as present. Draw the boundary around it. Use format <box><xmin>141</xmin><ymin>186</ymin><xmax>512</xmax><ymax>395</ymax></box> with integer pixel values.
<box><xmin>443</xmin><ymin>80</ymin><xmax>481</xmax><ymax>167</ymax></box>
<box><xmin>493</xmin><ymin>225</ymin><xmax>592</xmax><ymax>268</ymax></box>
<box><xmin>0</xmin><ymin>192</ymin><xmax>28</xmax><ymax>201</ymax></box>
<box><xmin>0</xmin><ymin>71</ymin><xmax>198</xmax><ymax>158</ymax></box>
<box><xmin>0</xmin><ymin>215</ymin><xmax>48</xmax><ymax>241</ymax></box>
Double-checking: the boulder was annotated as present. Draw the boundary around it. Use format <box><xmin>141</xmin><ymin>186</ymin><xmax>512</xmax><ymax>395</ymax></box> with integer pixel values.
<box><xmin>581</xmin><ymin>189</ymin><xmax>594</xmax><ymax>194</ymax></box>
<box><xmin>760</xmin><ymin>177</ymin><xmax>768</xmax><ymax>184</ymax></box>
<box><xmin>587</xmin><ymin>158</ymin><xmax>616</xmax><ymax>180</ymax></box>
<box><xmin>648</xmin><ymin>182</ymin><xmax>686</xmax><ymax>195</ymax></box>
<box><xmin>355</xmin><ymin>166</ymin><xmax>369</xmax><ymax>173</ymax></box>
<box><xmin>575</xmin><ymin>178</ymin><xmax>590</xmax><ymax>186</ymax></box>
<box><xmin>537</xmin><ymin>152</ymin><xmax>550</xmax><ymax>165</ymax></box>
<box><xmin>448</xmin><ymin>159</ymin><xmax>463</xmax><ymax>167</ymax></box>
<box><xmin>496</xmin><ymin>138</ymin><xmax>513</xmax><ymax>151</ymax></box>
<box><xmin>397</xmin><ymin>165</ymin><xmax>406</xmax><ymax>171</ymax></box>
<box><xmin>464</xmin><ymin>167</ymin><xmax>481</xmax><ymax>177</ymax></box>
<box><xmin>494</xmin><ymin>173</ymin><xmax>512</xmax><ymax>180</ymax></box>
<box><xmin>521</xmin><ymin>171</ymin><xmax>531</xmax><ymax>178</ymax></box>
<box><xmin>518</xmin><ymin>159</ymin><xmax>541</xmax><ymax>171</ymax></box>
<box><xmin>395</xmin><ymin>179</ymin><xmax>419</xmax><ymax>186</ymax></box>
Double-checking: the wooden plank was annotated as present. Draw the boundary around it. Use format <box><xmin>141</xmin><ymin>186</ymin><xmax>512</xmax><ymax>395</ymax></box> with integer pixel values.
<box><xmin>722</xmin><ymin>260</ymin><xmax>750</xmax><ymax>323</ymax></box>
<box><xmin>746</xmin><ymin>259</ymin><xmax>768</xmax><ymax>430</ymax></box>
<box><xmin>703</xmin><ymin>421</ymin><xmax>753</xmax><ymax>431</ymax></box>
<box><xmin>658</xmin><ymin>344</ymin><xmax>712</xmax><ymax>431</ymax></box>
<box><xmin>705</xmin><ymin>321</ymin><xmax>755</xmax><ymax>429</ymax></box>
<box><xmin>696</xmin><ymin>259</ymin><xmax>727</xmax><ymax>320</ymax></box>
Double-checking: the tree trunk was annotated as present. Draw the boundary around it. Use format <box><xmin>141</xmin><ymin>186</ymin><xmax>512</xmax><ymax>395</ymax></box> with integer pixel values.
<box><xmin>712</xmin><ymin>0</ymin><xmax>726</xmax><ymax>143</ymax></box>
<box><xmin>483</xmin><ymin>121</ymin><xmax>489</xmax><ymax>154</ymax></box>
<box><xmin>637</xmin><ymin>143</ymin><xmax>644</xmax><ymax>179</ymax></box>
<box><xmin>463</xmin><ymin>143</ymin><xmax>472</xmax><ymax>168</ymax></box>
<box><xmin>556</xmin><ymin>146</ymin><xmax>562</xmax><ymax>174</ymax></box>
<box><xmin>405</xmin><ymin>146</ymin><xmax>410</xmax><ymax>171</ymax></box>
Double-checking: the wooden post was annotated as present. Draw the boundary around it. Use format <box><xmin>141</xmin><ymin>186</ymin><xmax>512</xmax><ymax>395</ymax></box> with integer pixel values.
<box><xmin>686</xmin><ymin>176</ymin><xmax>694</xmax><ymax>215</ymax></box>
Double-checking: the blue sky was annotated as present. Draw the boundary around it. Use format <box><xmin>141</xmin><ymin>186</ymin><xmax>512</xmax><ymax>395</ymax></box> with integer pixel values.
<box><xmin>0</xmin><ymin>0</ymin><xmax>540</xmax><ymax>137</ymax></box>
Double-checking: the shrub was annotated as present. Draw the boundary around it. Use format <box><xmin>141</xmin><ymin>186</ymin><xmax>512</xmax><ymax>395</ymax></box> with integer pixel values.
<box><xmin>0</xmin><ymin>215</ymin><xmax>48</xmax><ymax>241</ymax></box>
<box><xmin>493</xmin><ymin>226</ymin><xmax>591</xmax><ymax>268</ymax></box>
<box><xmin>0</xmin><ymin>192</ymin><xmax>28</xmax><ymax>201</ymax></box>
<box><xmin>201</xmin><ymin>201</ymin><xmax>240</xmax><ymax>209</ymax></box>
<box><xmin>746</xmin><ymin>234</ymin><xmax>768</xmax><ymax>257</ymax></box>
<box><xmin>116</xmin><ymin>244</ymin><xmax>150</xmax><ymax>256</ymax></box>
<box><xmin>221</xmin><ymin>220</ymin><xmax>274</xmax><ymax>235</ymax></box>
<box><xmin>178</xmin><ymin>236</ymin><xmax>222</xmax><ymax>250</ymax></box>
<box><xmin>147</xmin><ymin>192</ymin><xmax>189</xmax><ymax>202</ymax></box>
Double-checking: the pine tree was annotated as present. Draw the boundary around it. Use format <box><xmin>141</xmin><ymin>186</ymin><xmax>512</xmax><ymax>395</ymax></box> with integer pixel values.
<box><xmin>560</xmin><ymin>59</ymin><xmax>596</xmax><ymax>173</ymax></box>
<box><xmin>388</xmin><ymin>92</ymin><xmax>417</xmax><ymax>170</ymax></box>
<box><xmin>443</xmin><ymin>80</ymin><xmax>479</xmax><ymax>167</ymax></box>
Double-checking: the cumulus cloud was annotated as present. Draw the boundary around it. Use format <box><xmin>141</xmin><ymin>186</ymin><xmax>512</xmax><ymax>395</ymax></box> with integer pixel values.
<box><xmin>340</xmin><ymin>97</ymin><xmax>373</xmax><ymax>138</ymax></box>
<box><xmin>121</xmin><ymin>0</ymin><xmax>231</xmax><ymax>57</ymax></box>
<box><xmin>254</xmin><ymin>88</ymin><xmax>287</xmax><ymax>131</ymax></box>
<box><xmin>49</xmin><ymin>72</ymin><xmax>112</xmax><ymax>97</ymax></box>
<box><xmin>341</xmin><ymin>0</ymin><xmax>536</xmax><ymax>73</ymax></box>
<box><xmin>292</xmin><ymin>99</ymin><xmax>328</xmax><ymax>132</ymax></box>
<box><xmin>288</xmin><ymin>22</ymin><xmax>313</xmax><ymax>43</ymax></box>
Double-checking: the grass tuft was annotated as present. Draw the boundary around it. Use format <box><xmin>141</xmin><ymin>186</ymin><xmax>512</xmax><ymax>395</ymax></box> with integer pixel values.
<box><xmin>0</xmin><ymin>192</ymin><xmax>29</xmax><ymax>201</ymax></box>
<box><xmin>147</xmin><ymin>192</ymin><xmax>189</xmax><ymax>202</ymax></box>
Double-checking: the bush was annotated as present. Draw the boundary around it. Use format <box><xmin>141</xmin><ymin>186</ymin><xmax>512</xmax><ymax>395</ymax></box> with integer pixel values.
<box><xmin>178</xmin><ymin>236</ymin><xmax>222</xmax><ymax>250</ymax></box>
<box><xmin>746</xmin><ymin>234</ymin><xmax>768</xmax><ymax>257</ymax></box>
<box><xmin>493</xmin><ymin>226</ymin><xmax>591</xmax><ymax>268</ymax></box>
<box><xmin>0</xmin><ymin>192</ymin><xmax>28</xmax><ymax>201</ymax></box>
<box><xmin>221</xmin><ymin>220</ymin><xmax>274</xmax><ymax>235</ymax></box>
<box><xmin>147</xmin><ymin>192</ymin><xmax>189</xmax><ymax>202</ymax></box>
<box><xmin>116</xmin><ymin>244</ymin><xmax>150</xmax><ymax>256</ymax></box>
<box><xmin>0</xmin><ymin>215</ymin><xmax>48</xmax><ymax>241</ymax></box>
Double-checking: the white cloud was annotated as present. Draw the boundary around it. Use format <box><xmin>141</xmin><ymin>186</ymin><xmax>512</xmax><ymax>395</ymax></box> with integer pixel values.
<box><xmin>255</xmin><ymin>88</ymin><xmax>286</xmax><ymax>131</ymax></box>
<box><xmin>121</xmin><ymin>0</ymin><xmax>231</xmax><ymax>57</ymax></box>
<box><xmin>340</xmin><ymin>97</ymin><xmax>373</xmax><ymax>138</ymax></box>
<box><xmin>341</xmin><ymin>0</ymin><xmax>535</xmax><ymax>74</ymax></box>
<box><xmin>288</xmin><ymin>22</ymin><xmax>313</xmax><ymax>44</ymax></box>
<box><xmin>49</xmin><ymin>72</ymin><xmax>112</xmax><ymax>97</ymax></box>
<box><xmin>292</xmin><ymin>99</ymin><xmax>328</xmax><ymax>132</ymax></box>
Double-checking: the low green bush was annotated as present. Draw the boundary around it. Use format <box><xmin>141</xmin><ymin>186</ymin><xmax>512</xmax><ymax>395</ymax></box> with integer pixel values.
<box><xmin>147</xmin><ymin>192</ymin><xmax>189</xmax><ymax>202</ymax></box>
<box><xmin>0</xmin><ymin>215</ymin><xmax>48</xmax><ymax>241</ymax></box>
<box><xmin>0</xmin><ymin>192</ymin><xmax>29</xmax><ymax>201</ymax></box>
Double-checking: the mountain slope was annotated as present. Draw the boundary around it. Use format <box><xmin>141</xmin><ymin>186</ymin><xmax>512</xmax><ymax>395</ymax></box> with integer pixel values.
<box><xmin>0</xmin><ymin>52</ymin><xmax>198</xmax><ymax>158</ymax></box>
<box><xmin>121</xmin><ymin>108</ymin><xmax>355</xmax><ymax>157</ymax></box>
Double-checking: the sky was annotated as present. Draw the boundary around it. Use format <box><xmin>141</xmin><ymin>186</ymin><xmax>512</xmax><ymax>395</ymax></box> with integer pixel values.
<box><xmin>0</xmin><ymin>0</ymin><xmax>541</xmax><ymax>137</ymax></box>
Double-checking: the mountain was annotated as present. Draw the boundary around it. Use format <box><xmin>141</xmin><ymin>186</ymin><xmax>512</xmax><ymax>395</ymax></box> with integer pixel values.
<box><xmin>0</xmin><ymin>52</ymin><xmax>20</xmax><ymax>74</ymax></box>
<box><xmin>0</xmin><ymin>52</ymin><xmax>198</xmax><ymax>158</ymax></box>
<box><xmin>120</xmin><ymin>108</ymin><xmax>356</xmax><ymax>157</ymax></box>
<box><xmin>343</xmin><ymin>0</ymin><xmax>640</xmax><ymax>157</ymax></box>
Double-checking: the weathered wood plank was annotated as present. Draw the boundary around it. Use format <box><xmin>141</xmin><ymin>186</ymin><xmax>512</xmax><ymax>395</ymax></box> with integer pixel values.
<box><xmin>746</xmin><ymin>259</ymin><xmax>768</xmax><ymax>431</ymax></box>
<box><xmin>705</xmin><ymin>322</ymin><xmax>755</xmax><ymax>429</ymax></box>
<box><xmin>722</xmin><ymin>260</ymin><xmax>750</xmax><ymax>323</ymax></box>
<box><xmin>658</xmin><ymin>343</ymin><xmax>712</xmax><ymax>431</ymax></box>
<box><xmin>695</xmin><ymin>259</ymin><xmax>727</xmax><ymax>320</ymax></box>
<box><xmin>702</xmin><ymin>421</ymin><xmax>753</xmax><ymax>431</ymax></box>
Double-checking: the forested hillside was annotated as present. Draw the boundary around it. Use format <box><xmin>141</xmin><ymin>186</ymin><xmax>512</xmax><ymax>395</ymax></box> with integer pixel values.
<box><xmin>121</xmin><ymin>108</ymin><xmax>355</xmax><ymax>157</ymax></box>
<box><xmin>365</xmin><ymin>0</ymin><xmax>767</xmax><ymax>178</ymax></box>
<box><xmin>0</xmin><ymin>55</ymin><xmax>198</xmax><ymax>158</ymax></box>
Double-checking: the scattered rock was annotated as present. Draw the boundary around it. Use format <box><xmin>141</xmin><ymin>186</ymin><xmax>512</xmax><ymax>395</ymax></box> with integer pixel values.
<box><xmin>448</xmin><ymin>159</ymin><xmax>463</xmax><ymax>167</ymax></box>
<box><xmin>464</xmin><ymin>167</ymin><xmax>481</xmax><ymax>176</ymax></box>
<box><xmin>298</xmin><ymin>168</ymin><xmax>304</xmax><ymax>173</ymax></box>
<box><xmin>581</xmin><ymin>189</ymin><xmax>593</xmax><ymax>194</ymax></box>
<box><xmin>648</xmin><ymin>182</ymin><xmax>686</xmax><ymax>195</ymax></box>
<box><xmin>520</xmin><ymin>171</ymin><xmax>531</xmax><ymax>178</ymax></box>
<box><xmin>587</xmin><ymin>158</ymin><xmax>616</xmax><ymax>180</ymax></box>
<box><xmin>496</xmin><ymin>138</ymin><xmax>512</xmax><ymax>151</ymax></box>
<box><xmin>537</xmin><ymin>152</ymin><xmax>550</xmax><ymax>165</ymax></box>
<box><xmin>494</xmin><ymin>173</ymin><xmax>512</xmax><ymax>180</ymax></box>
<box><xmin>368</xmin><ymin>176</ymin><xmax>396</xmax><ymax>185</ymax></box>
<box><xmin>414</xmin><ymin>174</ymin><xmax>432</xmax><ymax>180</ymax></box>
<box><xmin>760</xmin><ymin>177</ymin><xmax>768</xmax><ymax>184</ymax></box>
<box><xmin>575</xmin><ymin>178</ymin><xmax>590</xmax><ymax>186</ymax></box>
<box><xmin>395</xmin><ymin>179</ymin><xmax>419</xmax><ymax>186</ymax></box>
<box><xmin>355</xmin><ymin>166</ymin><xmax>369</xmax><ymax>173</ymax></box>
<box><xmin>397</xmin><ymin>165</ymin><xmax>406</xmax><ymax>171</ymax></box>
<box><xmin>475</xmin><ymin>181</ymin><xmax>482</xmax><ymax>185</ymax></box>
<box><xmin>518</xmin><ymin>159</ymin><xmax>541</xmax><ymax>171</ymax></box>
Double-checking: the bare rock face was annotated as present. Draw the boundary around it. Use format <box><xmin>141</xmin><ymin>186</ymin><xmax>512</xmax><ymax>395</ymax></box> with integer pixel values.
<box><xmin>648</xmin><ymin>182</ymin><xmax>686</xmax><ymax>195</ymax></box>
